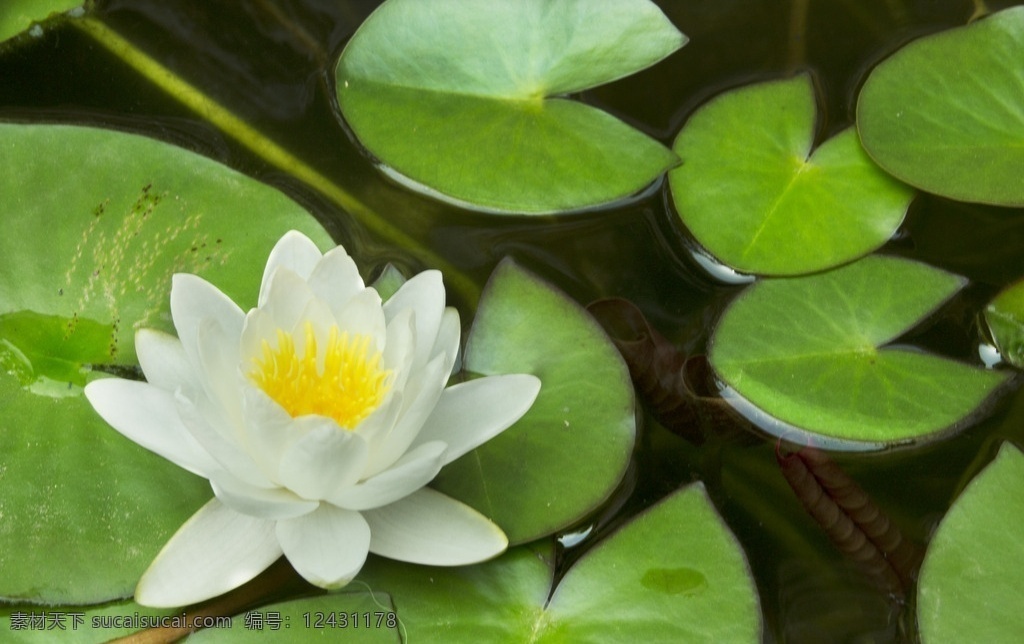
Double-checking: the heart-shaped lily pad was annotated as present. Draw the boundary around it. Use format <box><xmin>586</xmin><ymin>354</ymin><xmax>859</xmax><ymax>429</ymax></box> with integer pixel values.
<box><xmin>0</xmin><ymin>0</ymin><xmax>81</xmax><ymax>44</ymax></box>
<box><xmin>857</xmin><ymin>7</ymin><xmax>1024</xmax><ymax>206</ymax></box>
<box><xmin>709</xmin><ymin>256</ymin><xmax>1010</xmax><ymax>446</ymax></box>
<box><xmin>984</xmin><ymin>277</ymin><xmax>1024</xmax><ymax>369</ymax></box>
<box><xmin>0</xmin><ymin>123</ymin><xmax>333</xmax><ymax>603</ymax></box>
<box><xmin>356</xmin><ymin>484</ymin><xmax>761</xmax><ymax>642</ymax></box>
<box><xmin>431</xmin><ymin>259</ymin><xmax>635</xmax><ymax>544</ymax></box>
<box><xmin>335</xmin><ymin>0</ymin><xmax>684</xmax><ymax>214</ymax></box>
<box><xmin>669</xmin><ymin>74</ymin><xmax>914</xmax><ymax>276</ymax></box>
<box><xmin>918</xmin><ymin>442</ymin><xmax>1024</xmax><ymax>642</ymax></box>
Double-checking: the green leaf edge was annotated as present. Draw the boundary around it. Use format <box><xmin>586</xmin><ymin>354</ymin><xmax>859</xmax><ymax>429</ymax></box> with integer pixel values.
<box><xmin>709</xmin><ymin>255</ymin><xmax>1011</xmax><ymax>447</ymax></box>
<box><xmin>433</xmin><ymin>257</ymin><xmax>636</xmax><ymax>544</ymax></box>
<box><xmin>334</xmin><ymin>0</ymin><xmax>684</xmax><ymax>214</ymax></box>
<box><xmin>917</xmin><ymin>441</ymin><xmax>1024</xmax><ymax>643</ymax></box>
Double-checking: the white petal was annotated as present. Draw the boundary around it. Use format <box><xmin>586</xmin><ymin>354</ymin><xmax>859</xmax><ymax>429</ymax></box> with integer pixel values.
<box><xmin>240</xmin><ymin>385</ymin><xmax>293</xmax><ymax>479</ymax></box>
<box><xmin>211</xmin><ymin>475</ymin><xmax>319</xmax><ymax>520</ymax></box>
<box><xmin>328</xmin><ymin>441</ymin><xmax>446</xmax><ymax>511</ymax></box>
<box><xmin>261</xmin><ymin>268</ymin><xmax>315</xmax><ymax>333</ymax></box>
<box><xmin>276</xmin><ymin>505</ymin><xmax>370</xmax><ymax>589</ymax></box>
<box><xmin>259</xmin><ymin>230</ymin><xmax>323</xmax><ymax>307</ymax></box>
<box><xmin>195</xmin><ymin>318</ymin><xmax>244</xmax><ymax>427</ymax></box>
<box><xmin>364</xmin><ymin>488</ymin><xmax>508</xmax><ymax>565</ymax></box>
<box><xmin>383</xmin><ymin>270</ymin><xmax>445</xmax><ymax>371</ymax></box>
<box><xmin>277</xmin><ymin>419</ymin><xmax>369</xmax><ymax>500</ymax></box>
<box><xmin>135</xmin><ymin>329</ymin><xmax>199</xmax><ymax>393</ymax></box>
<box><xmin>292</xmin><ymin>296</ymin><xmax>337</xmax><ymax>346</ymax></box>
<box><xmin>308</xmin><ymin>245</ymin><xmax>365</xmax><ymax>318</ymax></box>
<box><xmin>239</xmin><ymin>307</ymin><xmax>278</xmax><ymax>368</ymax></box>
<box><xmin>413</xmin><ymin>374</ymin><xmax>541</xmax><ymax>465</ymax></box>
<box><xmin>352</xmin><ymin>389</ymin><xmax>403</xmax><ymax>452</ymax></box>
<box><xmin>381</xmin><ymin>308</ymin><xmax>416</xmax><ymax>394</ymax></box>
<box><xmin>84</xmin><ymin>379</ymin><xmax>219</xmax><ymax>478</ymax></box>
<box><xmin>335</xmin><ymin>287</ymin><xmax>386</xmax><ymax>349</ymax></box>
<box><xmin>432</xmin><ymin>307</ymin><xmax>461</xmax><ymax>377</ymax></box>
<box><xmin>176</xmin><ymin>392</ymin><xmax>274</xmax><ymax>489</ymax></box>
<box><xmin>363</xmin><ymin>351</ymin><xmax>449</xmax><ymax>477</ymax></box>
<box><xmin>135</xmin><ymin>498</ymin><xmax>282</xmax><ymax>607</ymax></box>
<box><xmin>170</xmin><ymin>273</ymin><xmax>244</xmax><ymax>369</ymax></box>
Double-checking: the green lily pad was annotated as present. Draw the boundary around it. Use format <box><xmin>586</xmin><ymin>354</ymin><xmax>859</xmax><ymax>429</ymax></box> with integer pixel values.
<box><xmin>0</xmin><ymin>0</ymin><xmax>82</xmax><ymax>44</ymax></box>
<box><xmin>709</xmin><ymin>256</ymin><xmax>1009</xmax><ymax>446</ymax></box>
<box><xmin>858</xmin><ymin>7</ymin><xmax>1024</xmax><ymax>206</ymax></box>
<box><xmin>335</xmin><ymin>0</ymin><xmax>684</xmax><ymax>214</ymax></box>
<box><xmin>669</xmin><ymin>74</ymin><xmax>914</xmax><ymax>276</ymax></box>
<box><xmin>0</xmin><ymin>372</ymin><xmax>210</xmax><ymax>605</ymax></box>
<box><xmin>984</xmin><ymin>277</ymin><xmax>1024</xmax><ymax>369</ymax></box>
<box><xmin>0</xmin><ymin>123</ymin><xmax>334</xmax><ymax>366</ymax></box>
<box><xmin>432</xmin><ymin>259</ymin><xmax>635</xmax><ymax>544</ymax></box>
<box><xmin>369</xmin><ymin>264</ymin><xmax>407</xmax><ymax>303</ymax></box>
<box><xmin>918</xmin><ymin>442</ymin><xmax>1024</xmax><ymax>642</ymax></box>
<box><xmin>0</xmin><ymin>123</ymin><xmax>333</xmax><ymax>603</ymax></box>
<box><xmin>357</xmin><ymin>484</ymin><xmax>761</xmax><ymax>642</ymax></box>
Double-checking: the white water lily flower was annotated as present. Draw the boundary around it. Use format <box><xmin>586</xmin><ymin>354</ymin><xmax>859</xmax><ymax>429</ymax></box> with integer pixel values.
<box><xmin>85</xmin><ymin>230</ymin><xmax>540</xmax><ymax>608</ymax></box>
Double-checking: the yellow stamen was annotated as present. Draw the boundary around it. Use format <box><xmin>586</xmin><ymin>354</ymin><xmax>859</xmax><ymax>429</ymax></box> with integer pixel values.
<box><xmin>250</xmin><ymin>322</ymin><xmax>390</xmax><ymax>429</ymax></box>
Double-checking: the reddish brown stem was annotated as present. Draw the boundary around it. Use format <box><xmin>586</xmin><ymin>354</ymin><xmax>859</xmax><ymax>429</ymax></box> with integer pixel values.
<box><xmin>777</xmin><ymin>445</ymin><xmax>922</xmax><ymax>598</ymax></box>
<box><xmin>587</xmin><ymin>297</ymin><xmax>751</xmax><ymax>443</ymax></box>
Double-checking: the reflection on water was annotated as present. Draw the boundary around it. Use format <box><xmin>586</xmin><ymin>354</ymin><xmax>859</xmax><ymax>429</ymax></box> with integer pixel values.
<box><xmin>718</xmin><ymin>384</ymin><xmax>890</xmax><ymax>453</ymax></box>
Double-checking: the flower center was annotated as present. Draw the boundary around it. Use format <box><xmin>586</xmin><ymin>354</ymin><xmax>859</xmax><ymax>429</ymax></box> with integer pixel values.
<box><xmin>250</xmin><ymin>322</ymin><xmax>391</xmax><ymax>429</ymax></box>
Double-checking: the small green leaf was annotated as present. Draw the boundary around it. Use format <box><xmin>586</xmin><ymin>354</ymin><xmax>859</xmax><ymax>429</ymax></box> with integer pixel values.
<box><xmin>858</xmin><ymin>7</ymin><xmax>1024</xmax><ymax>206</ymax></box>
<box><xmin>709</xmin><ymin>256</ymin><xmax>1009</xmax><ymax>445</ymax></box>
<box><xmin>358</xmin><ymin>485</ymin><xmax>760</xmax><ymax>642</ymax></box>
<box><xmin>984</xmin><ymin>277</ymin><xmax>1024</xmax><ymax>369</ymax></box>
<box><xmin>669</xmin><ymin>74</ymin><xmax>914</xmax><ymax>276</ymax></box>
<box><xmin>432</xmin><ymin>259</ymin><xmax>635</xmax><ymax>544</ymax></box>
<box><xmin>0</xmin><ymin>310</ymin><xmax>112</xmax><ymax>395</ymax></box>
<box><xmin>918</xmin><ymin>443</ymin><xmax>1024</xmax><ymax>643</ymax></box>
<box><xmin>335</xmin><ymin>0</ymin><xmax>684</xmax><ymax>214</ymax></box>
<box><xmin>369</xmin><ymin>264</ymin><xmax>407</xmax><ymax>303</ymax></box>
<box><xmin>0</xmin><ymin>123</ymin><xmax>333</xmax><ymax>603</ymax></box>
<box><xmin>0</xmin><ymin>0</ymin><xmax>82</xmax><ymax>44</ymax></box>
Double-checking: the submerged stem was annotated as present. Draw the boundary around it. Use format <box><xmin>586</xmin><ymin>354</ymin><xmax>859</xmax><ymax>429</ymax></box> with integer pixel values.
<box><xmin>71</xmin><ymin>16</ymin><xmax>480</xmax><ymax>305</ymax></box>
<box><xmin>776</xmin><ymin>445</ymin><xmax>923</xmax><ymax>597</ymax></box>
<box><xmin>787</xmin><ymin>0</ymin><xmax>809</xmax><ymax>71</ymax></box>
<box><xmin>968</xmin><ymin>0</ymin><xmax>990</xmax><ymax>22</ymax></box>
<box><xmin>587</xmin><ymin>298</ymin><xmax>755</xmax><ymax>445</ymax></box>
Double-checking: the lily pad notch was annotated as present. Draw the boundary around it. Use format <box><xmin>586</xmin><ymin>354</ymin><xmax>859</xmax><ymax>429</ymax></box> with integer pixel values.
<box><xmin>670</xmin><ymin>73</ymin><xmax>914</xmax><ymax>276</ymax></box>
<box><xmin>335</xmin><ymin>0</ymin><xmax>686</xmax><ymax>214</ymax></box>
<box><xmin>709</xmin><ymin>255</ymin><xmax>1010</xmax><ymax>447</ymax></box>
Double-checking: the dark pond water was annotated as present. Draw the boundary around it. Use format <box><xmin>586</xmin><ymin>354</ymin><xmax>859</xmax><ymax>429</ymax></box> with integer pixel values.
<box><xmin>2</xmin><ymin>0</ymin><xmax>1024</xmax><ymax>641</ymax></box>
